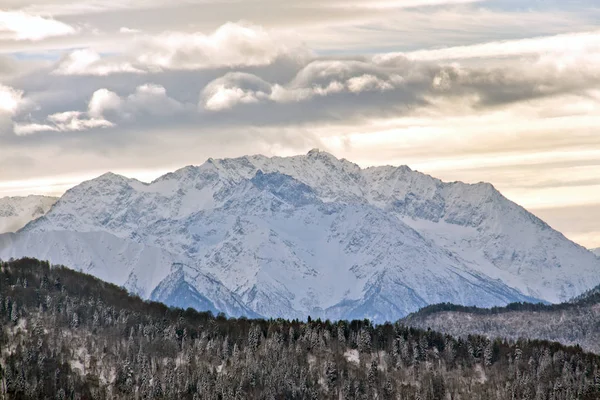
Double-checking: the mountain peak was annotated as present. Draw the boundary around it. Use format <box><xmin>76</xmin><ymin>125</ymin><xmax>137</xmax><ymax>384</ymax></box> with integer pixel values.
<box><xmin>306</xmin><ymin>148</ymin><xmax>340</xmax><ymax>162</ymax></box>
<box><xmin>4</xmin><ymin>151</ymin><xmax>600</xmax><ymax>321</ymax></box>
<box><xmin>96</xmin><ymin>171</ymin><xmax>131</xmax><ymax>184</ymax></box>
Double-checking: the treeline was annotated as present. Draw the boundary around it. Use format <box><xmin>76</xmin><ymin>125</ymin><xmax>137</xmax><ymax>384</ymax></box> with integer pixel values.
<box><xmin>1</xmin><ymin>258</ymin><xmax>600</xmax><ymax>399</ymax></box>
<box><xmin>406</xmin><ymin>290</ymin><xmax>600</xmax><ymax>321</ymax></box>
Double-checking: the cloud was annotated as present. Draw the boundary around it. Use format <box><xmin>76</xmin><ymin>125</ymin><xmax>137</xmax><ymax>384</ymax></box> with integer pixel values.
<box><xmin>53</xmin><ymin>49</ymin><xmax>144</xmax><ymax>76</ymax></box>
<box><xmin>200</xmin><ymin>60</ymin><xmax>408</xmax><ymax>110</ymax></box>
<box><xmin>123</xmin><ymin>84</ymin><xmax>186</xmax><ymax>116</ymax></box>
<box><xmin>397</xmin><ymin>30</ymin><xmax>600</xmax><ymax>61</ymax></box>
<box><xmin>202</xmin><ymin>73</ymin><xmax>271</xmax><ymax>111</ymax></box>
<box><xmin>48</xmin><ymin>111</ymin><xmax>113</xmax><ymax>132</ymax></box>
<box><xmin>135</xmin><ymin>22</ymin><xmax>307</xmax><ymax>70</ymax></box>
<box><xmin>51</xmin><ymin>22</ymin><xmax>309</xmax><ymax>76</ymax></box>
<box><xmin>88</xmin><ymin>89</ymin><xmax>123</xmax><ymax>117</ymax></box>
<box><xmin>0</xmin><ymin>11</ymin><xmax>76</xmax><ymax>41</ymax></box>
<box><xmin>0</xmin><ymin>85</ymin><xmax>23</xmax><ymax>114</ymax></box>
<box><xmin>15</xmin><ymin>111</ymin><xmax>113</xmax><ymax>136</ymax></box>
<box><xmin>88</xmin><ymin>84</ymin><xmax>188</xmax><ymax>121</ymax></box>
<box><xmin>13</xmin><ymin>37</ymin><xmax>600</xmax><ymax>135</ymax></box>
<box><xmin>13</xmin><ymin>82</ymin><xmax>189</xmax><ymax>135</ymax></box>
<box><xmin>274</xmin><ymin>60</ymin><xmax>406</xmax><ymax>102</ymax></box>
<box><xmin>13</xmin><ymin>123</ymin><xmax>58</xmax><ymax>135</ymax></box>
<box><xmin>119</xmin><ymin>27</ymin><xmax>141</xmax><ymax>34</ymax></box>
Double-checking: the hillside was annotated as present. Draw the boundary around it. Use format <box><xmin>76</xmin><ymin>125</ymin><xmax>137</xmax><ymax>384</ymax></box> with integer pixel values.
<box><xmin>571</xmin><ymin>283</ymin><xmax>600</xmax><ymax>304</ymax></box>
<box><xmin>402</xmin><ymin>293</ymin><xmax>600</xmax><ymax>354</ymax></box>
<box><xmin>1</xmin><ymin>258</ymin><xmax>600</xmax><ymax>399</ymax></box>
<box><xmin>1</xmin><ymin>150</ymin><xmax>599</xmax><ymax>322</ymax></box>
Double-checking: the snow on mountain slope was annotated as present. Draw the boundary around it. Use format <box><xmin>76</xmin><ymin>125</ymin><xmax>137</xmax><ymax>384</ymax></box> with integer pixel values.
<box><xmin>591</xmin><ymin>248</ymin><xmax>600</xmax><ymax>257</ymax></box>
<box><xmin>150</xmin><ymin>263</ymin><xmax>260</xmax><ymax>318</ymax></box>
<box><xmin>0</xmin><ymin>230</ymin><xmax>255</xmax><ymax>318</ymax></box>
<box><xmin>195</xmin><ymin>150</ymin><xmax>600</xmax><ymax>303</ymax></box>
<box><xmin>8</xmin><ymin>150</ymin><xmax>600</xmax><ymax>321</ymax></box>
<box><xmin>0</xmin><ymin>195</ymin><xmax>57</xmax><ymax>233</ymax></box>
<box><xmin>0</xmin><ymin>230</ymin><xmax>178</xmax><ymax>297</ymax></box>
<box><xmin>195</xmin><ymin>199</ymin><xmax>536</xmax><ymax>320</ymax></box>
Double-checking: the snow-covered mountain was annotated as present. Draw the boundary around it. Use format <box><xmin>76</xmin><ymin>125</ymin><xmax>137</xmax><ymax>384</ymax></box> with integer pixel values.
<box><xmin>0</xmin><ymin>195</ymin><xmax>57</xmax><ymax>234</ymax></box>
<box><xmin>591</xmin><ymin>248</ymin><xmax>600</xmax><ymax>257</ymax></box>
<box><xmin>1</xmin><ymin>150</ymin><xmax>599</xmax><ymax>322</ymax></box>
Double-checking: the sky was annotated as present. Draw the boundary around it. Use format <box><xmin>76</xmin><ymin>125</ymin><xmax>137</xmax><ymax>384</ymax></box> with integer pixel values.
<box><xmin>0</xmin><ymin>0</ymin><xmax>600</xmax><ymax>247</ymax></box>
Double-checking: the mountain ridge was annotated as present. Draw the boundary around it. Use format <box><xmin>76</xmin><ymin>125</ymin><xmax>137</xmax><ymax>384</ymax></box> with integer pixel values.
<box><xmin>0</xmin><ymin>195</ymin><xmax>58</xmax><ymax>234</ymax></box>
<box><xmin>2</xmin><ymin>150</ymin><xmax>599</xmax><ymax>322</ymax></box>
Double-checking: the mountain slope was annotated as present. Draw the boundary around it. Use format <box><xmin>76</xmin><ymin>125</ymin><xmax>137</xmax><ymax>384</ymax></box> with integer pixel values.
<box><xmin>4</xmin><ymin>150</ymin><xmax>600</xmax><ymax>321</ymax></box>
<box><xmin>402</xmin><ymin>294</ymin><xmax>600</xmax><ymax>353</ymax></box>
<box><xmin>0</xmin><ymin>230</ymin><xmax>256</xmax><ymax>318</ymax></box>
<box><xmin>0</xmin><ymin>195</ymin><xmax>57</xmax><ymax>233</ymax></box>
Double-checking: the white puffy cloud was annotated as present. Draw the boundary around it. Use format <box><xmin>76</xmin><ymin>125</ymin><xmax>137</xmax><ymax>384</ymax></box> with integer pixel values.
<box><xmin>13</xmin><ymin>83</ymin><xmax>187</xmax><ymax>135</ymax></box>
<box><xmin>88</xmin><ymin>84</ymin><xmax>187</xmax><ymax>120</ymax></box>
<box><xmin>54</xmin><ymin>49</ymin><xmax>144</xmax><ymax>76</ymax></box>
<box><xmin>88</xmin><ymin>89</ymin><xmax>123</xmax><ymax>117</ymax></box>
<box><xmin>135</xmin><ymin>22</ymin><xmax>307</xmax><ymax>71</ymax></box>
<box><xmin>204</xmin><ymin>87</ymin><xmax>262</xmax><ymax>111</ymax></box>
<box><xmin>273</xmin><ymin>60</ymin><xmax>406</xmax><ymax>102</ymax></box>
<box><xmin>201</xmin><ymin>72</ymin><xmax>271</xmax><ymax>111</ymax></box>
<box><xmin>0</xmin><ymin>11</ymin><xmax>76</xmax><ymax>41</ymax></box>
<box><xmin>0</xmin><ymin>84</ymin><xmax>23</xmax><ymax>114</ymax></box>
<box><xmin>51</xmin><ymin>22</ymin><xmax>308</xmax><ymax>75</ymax></box>
<box><xmin>270</xmin><ymin>81</ymin><xmax>346</xmax><ymax>103</ymax></box>
<box><xmin>200</xmin><ymin>60</ymin><xmax>409</xmax><ymax>110</ymax></box>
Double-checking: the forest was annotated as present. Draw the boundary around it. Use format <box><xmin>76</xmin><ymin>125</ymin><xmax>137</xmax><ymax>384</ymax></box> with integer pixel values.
<box><xmin>1</xmin><ymin>258</ymin><xmax>600</xmax><ymax>399</ymax></box>
<box><xmin>404</xmin><ymin>286</ymin><xmax>600</xmax><ymax>320</ymax></box>
<box><xmin>403</xmin><ymin>291</ymin><xmax>600</xmax><ymax>355</ymax></box>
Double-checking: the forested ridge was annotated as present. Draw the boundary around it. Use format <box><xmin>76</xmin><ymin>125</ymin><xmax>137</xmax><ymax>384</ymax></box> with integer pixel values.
<box><xmin>570</xmin><ymin>284</ymin><xmax>600</xmax><ymax>304</ymax></box>
<box><xmin>1</xmin><ymin>258</ymin><xmax>600</xmax><ymax>399</ymax></box>
<box><xmin>404</xmin><ymin>286</ymin><xmax>600</xmax><ymax>320</ymax></box>
<box><xmin>403</xmin><ymin>291</ymin><xmax>600</xmax><ymax>355</ymax></box>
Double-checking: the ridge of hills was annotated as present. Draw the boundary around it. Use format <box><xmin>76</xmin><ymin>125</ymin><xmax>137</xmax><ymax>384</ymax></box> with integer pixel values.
<box><xmin>402</xmin><ymin>285</ymin><xmax>600</xmax><ymax>353</ymax></box>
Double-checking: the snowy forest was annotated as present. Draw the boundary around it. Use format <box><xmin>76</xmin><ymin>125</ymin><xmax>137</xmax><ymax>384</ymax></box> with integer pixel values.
<box><xmin>1</xmin><ymin>258</ymin><xmax>600</xmax><ymax>399</ymax></box>
<box><xmin>403</xmin><ymin>294</ymin><xmax>600</xmax><ymax>354</ymax></box>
